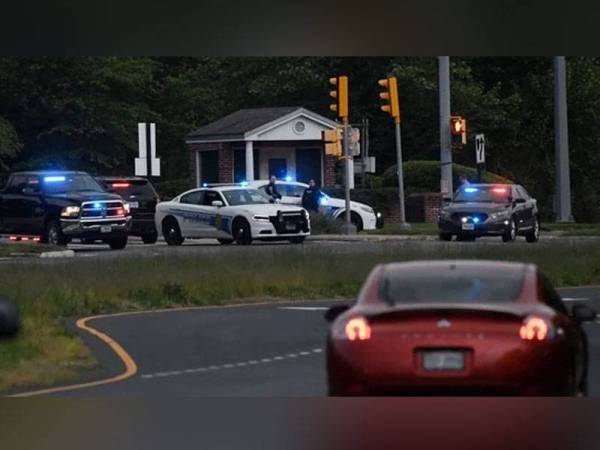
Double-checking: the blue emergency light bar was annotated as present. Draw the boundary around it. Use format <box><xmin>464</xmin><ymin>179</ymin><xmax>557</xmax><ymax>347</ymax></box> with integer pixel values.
<box><xmin>284</xmin><ymin>176</ymin><xmax>293</xmax><ymax>182</ymax></box>
<box><xmin>464</xmin><ymin>187</ymin><xmax>478</xmax><ymax>193</ymax></box>
<box><xmin>44</xmin><ymin>176</ymin><xmax>66</xmax><ymax>182</ymax></box>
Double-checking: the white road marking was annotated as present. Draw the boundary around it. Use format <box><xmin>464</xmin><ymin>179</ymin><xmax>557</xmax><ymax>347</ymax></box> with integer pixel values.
<box><xmin>278</xmin><ymin>307</ymin><xmax>330</xmax><ymax>311</ymax></box>
<box><xmin>139</xmin><ymin>348</ymin><xmax>324</xmax><ymax>380</ymax></box>
<box><xmin>562</xmin><ymin>297</ymin><xmax>590</xmax><ymax>302</ymax></box>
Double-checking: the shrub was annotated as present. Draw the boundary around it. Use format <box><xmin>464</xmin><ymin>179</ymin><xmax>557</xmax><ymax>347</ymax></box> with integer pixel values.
<box><xmin>308</xmin><ymin>211</ymin><xmax>343</xmax><ymax>234</ymax></box>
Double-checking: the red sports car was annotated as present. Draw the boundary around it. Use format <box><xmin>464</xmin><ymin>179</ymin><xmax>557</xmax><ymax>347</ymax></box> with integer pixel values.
<box><xmin>325</xmin><ymin>260</ymin><xmax>597</xmax><ymax>396</ymax></box>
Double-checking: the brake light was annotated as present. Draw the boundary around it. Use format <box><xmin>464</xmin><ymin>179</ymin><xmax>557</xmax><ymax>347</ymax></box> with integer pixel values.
<box><xmin>492</xmin><ymin>187</ymin><xmax>507</xmax><ymax>194</ymax></box>
<box><xmin>345</xmin><ymin>317</ymin><xmax>371</xmax><ymax>341</ymax></box>
<box><xmin>112</xmin><ymin>182</ymin><xmax>130</xmax><ymax>188</ymax></box>
<box><xmin>519</xmin><ymin>316</ymin><xmax>550</xmax><ymax>341</ymax></box>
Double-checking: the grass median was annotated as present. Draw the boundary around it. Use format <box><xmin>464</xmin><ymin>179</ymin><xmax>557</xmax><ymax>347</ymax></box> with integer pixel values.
<box><xmin>2</xmin><ymin>239</ymin><xmax>600</xmax><ymax>392</ymax></box>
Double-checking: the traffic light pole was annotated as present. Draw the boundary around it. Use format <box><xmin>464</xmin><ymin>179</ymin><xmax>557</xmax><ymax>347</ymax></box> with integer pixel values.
<box><xmin>341</xmin><ymin>117</ymin><xmax>357</xmax><ymax>235</ymax></box>
<box><xmin>394</xmin><ymin>118</ymin><xmax>409</xmax><ymax>227</ymax></box>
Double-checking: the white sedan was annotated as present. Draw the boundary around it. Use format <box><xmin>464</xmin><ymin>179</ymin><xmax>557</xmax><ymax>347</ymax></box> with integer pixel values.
<box><xmin>247</xmin><ymin>180</ymin><xmax>382</xmax><ymax>232</ymax></box>
<box><xmin>155</xmin><ymin>185</ymin><xmax>311</xmax><ymax>245</ymax></box>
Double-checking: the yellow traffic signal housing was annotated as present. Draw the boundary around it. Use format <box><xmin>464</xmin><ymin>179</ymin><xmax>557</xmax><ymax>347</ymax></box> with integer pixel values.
<box><xmin>450</xmin><ymin>116</ymin><xmax>468</xmax><ymax>147</ymax></box>
<box><xmin>378</xmin><ymin>76</ymin><xmax>400</xmax><ymax>120</ymax></box>
<box><xmin>322</xmin><ymin>128</ymin><xmax>343</xmax><ymax>157</ymax></box>
<box><xmin>329</xmin><ymin>76</ymin><xmax>348</xmax><ymax>119</ymax></box>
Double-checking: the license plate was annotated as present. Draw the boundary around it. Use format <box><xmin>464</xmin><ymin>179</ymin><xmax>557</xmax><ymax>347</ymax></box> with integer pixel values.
<box><xmin>422</xmin><ymin>351</ymin><xmax>465</xmax><ymax>371</ymax></box>
<box><xmin>129</xmin><ymin>201</ymin><xmax>139</xmax><ymax>209</ymax></box>
<box><xmin>285</xmin><ymin>224</ymin><xmax>296</xmax><ymax>231</ymax></box>
<box><xmin>461</xmin><ymin>223</ymin><xmax>475</xmax><ymax>231</ymax></box>
<box><xmin>100</xmin><ymin>225</ymin><xmax>112</xmax><ymax>233</ymax></box>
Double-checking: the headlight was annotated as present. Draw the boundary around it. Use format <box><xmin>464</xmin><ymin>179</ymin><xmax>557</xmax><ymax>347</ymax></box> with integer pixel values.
<box><xmin>123</xmin><ymin>203</ymin><xmax>131</xmax><ymax>214</ymax></box>
<box><xmin>489</xmin><ymin>210</ymin><xmax>510</xmax><ymax>221</ymax></box>
<box><xmin>252</xmin><ymin>215</ymin><xmax>270</xmax><ymax>222</ymax></box>
<box><xmin>376</xmin><ymin>212</ymin><xmax>382</xmax><ymax>218</ymax></box>
<box><xmin>359</xmin><ymin>205</ymin><xmax>374</xmax><ymax>215</ymax></box>
<box><xmin>60</xmin><ymin>206</ymin><xmax>80</xmax><ymax>218</ymax></box>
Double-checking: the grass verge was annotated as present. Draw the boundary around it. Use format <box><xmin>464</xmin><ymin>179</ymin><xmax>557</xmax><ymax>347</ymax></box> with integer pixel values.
<box><xmin>0</xmin><ymin>243</ymin><xmax>62</xmax><ymax>257</ymax></box>
<box><xmin>2</xmin><ymin>240</ymin><xmax>600</xmax><ymax>392</ymax></box>
<box><xmin>365</xmin><ymin>223</ymin><xmax>438</xmax><ymax>235</ymax></box>
<box><xmin>542</xmin><ymin>223</ymin><xmax>600</xmax><ymax>236</ymax></box>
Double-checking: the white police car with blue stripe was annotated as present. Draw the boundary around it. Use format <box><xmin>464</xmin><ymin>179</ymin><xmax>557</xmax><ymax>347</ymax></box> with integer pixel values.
<box><xmin>155</xmin><ymin>184</ymin><xmax>311</xmax><ymax>245</ymax></box>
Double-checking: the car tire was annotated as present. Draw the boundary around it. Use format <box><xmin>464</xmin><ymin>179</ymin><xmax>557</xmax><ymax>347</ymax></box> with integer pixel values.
<box><xmin>336</xmin><ymin>211</ymin><xmax>363</xmax><ymax>232</ymax></box>
<box><xmin>502</xmin><ymin>218</ymin><xmax>517</xmax><ymax>242</ymax></box>
<box><xmin>233</xmin><ymin>218</ymin><xmax>252</xmax><ymax>245</ymax></box>
<box><xmin>142</xmin><ymin>233</ymin><xmax>158</xmax><ymax>244</ymax></box>
<box><xmin>526</xmin><ymin>217</ymin><xmax>540</xmax><ymax>243</ymax></box>
<box><xmin>163</xmin><ymin>218</ymin><xmax>184</xmax><ymax>246</ymax></box>
<box><xmin>288</xmin><ymin>236</ymin><xmax>306</xmax><ymax>244</ymax></box>
<box><xmin>438</xmin><ymin>233</ymin><xmax>452</xmax><ymax>241</ymax></box>
<box><xmin>45</xmin><ymin>220</ymin><xmax>68</xmax><ymax>246</ymax></box>
<box><xmin>217</xmin><ymin>239</ymin><xmax>234</xmax><ymax>245</ymax></box>
<box><xmin>108</xmin><ymin>237</ymin><xmax>128</xmax><ymax>250</ymax></box>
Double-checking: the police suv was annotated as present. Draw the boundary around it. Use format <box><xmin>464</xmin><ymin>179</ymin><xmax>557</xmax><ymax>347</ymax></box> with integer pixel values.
<box><xmin>155</xmin><ymin>184</ymin><xmax>311</xmax><ymax>245</ymax></box>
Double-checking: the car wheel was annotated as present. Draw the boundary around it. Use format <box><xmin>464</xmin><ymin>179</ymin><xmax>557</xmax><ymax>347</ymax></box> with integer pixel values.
<box><xmin>288</xmin><ymin>236</ymin><xmax>306</xmax><ymax>244</ymax></box>
<box><xmin>163</xmin><ymin>218</ymin><xmax>184</xmax><ymax>246</ymax></box>
<box><xmin>502</xmin><ymin>218</ymin><xmax>517</xmax><ymax>242</ymax></box>
<box><xmin>45</xmin><ymin>220</ymin><xmax>68</xmax><ymax>246</ymax></box>
<box><xmin>438</xmin><ymin>233</ymin><xmax>452</xmax><ymax>241</ymax></box>
<box><xmin>107</xmin><ymin>237</ymin><xmax>128</xmax><ymax>250</ymax></box>
<box><xmin>336</xmin><ymin>212</ymin><xmax>363</xmax><ymax>232</ymax></box>
<box><xmin>233</xmin><ymin>218</ymin><xmax>252</xmax><ymax>245</ymax></box>
<box><xmin>526</xmin><ymin>217</ymin><xmax>540</xmax><ymax>243</ymax></box>
<box><xmin>142</xmin><ymin>233</ymin><xmax>158</xmax><ymax>244</ymax></box>
<box><xmin>217</xmin><ymin>239</ymin><xmax>234</xmax><ymax>245</ymax></box>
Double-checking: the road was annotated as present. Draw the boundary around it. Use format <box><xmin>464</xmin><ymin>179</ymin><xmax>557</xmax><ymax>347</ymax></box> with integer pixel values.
<box><xmin>25</xmin><ymin>286</ymin><xmax>600</xmax><ymax>397</ymax></box>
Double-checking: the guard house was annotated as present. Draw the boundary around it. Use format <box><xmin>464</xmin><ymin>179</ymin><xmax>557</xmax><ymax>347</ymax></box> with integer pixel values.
<box><xmin>186</xmin><ymin>107</ymin><xmax>340</xmax><ymax>187</ymax></box>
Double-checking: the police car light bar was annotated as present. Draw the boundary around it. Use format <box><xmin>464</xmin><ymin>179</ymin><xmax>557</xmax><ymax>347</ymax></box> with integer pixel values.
<box><xmin>44</xmin><ymin>176</ymin><xmax>66</xmax><ymax>182</ymax></box>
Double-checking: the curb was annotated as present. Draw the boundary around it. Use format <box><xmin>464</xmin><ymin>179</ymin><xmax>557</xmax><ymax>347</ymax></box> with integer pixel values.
<box><xmin>40</xmin><ymin>250</ymin><xmax>75</xmax><ymax>258</ymax></box>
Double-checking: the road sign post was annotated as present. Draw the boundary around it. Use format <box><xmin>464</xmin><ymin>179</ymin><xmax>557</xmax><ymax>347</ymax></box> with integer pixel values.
<box><xmin>475</xmin><ymin>133</ymin><xmax>485</xmax><ymax>182</ymax></box>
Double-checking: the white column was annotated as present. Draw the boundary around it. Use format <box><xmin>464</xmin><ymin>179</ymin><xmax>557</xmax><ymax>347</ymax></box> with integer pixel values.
<box><xmin>245</xmin><ymin>140</ymin><xmax>254</xmax><ymax>181</ymax></box>
<box><xmin>195</xmin><ymin>150</ymin><xmax>201</xmax><ymax>187</ymax></box>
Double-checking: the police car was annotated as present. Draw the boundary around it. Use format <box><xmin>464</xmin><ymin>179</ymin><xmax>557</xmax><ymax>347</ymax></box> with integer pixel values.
<box><xmin>247</xmin><ymin>180</ymin><xmax>383</xmax><ymax>232</ymax></box>
<box><xmin>155</xmin><ymin>184</ymin><xmax>311</xmax><ymax>245</ymax></box>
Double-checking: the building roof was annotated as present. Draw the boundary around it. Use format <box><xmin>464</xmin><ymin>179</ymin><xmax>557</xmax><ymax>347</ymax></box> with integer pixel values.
<box><xmin>186</xmin><ymin>107</ymin><xmax>337</xmax><ymax>142</ymax></box>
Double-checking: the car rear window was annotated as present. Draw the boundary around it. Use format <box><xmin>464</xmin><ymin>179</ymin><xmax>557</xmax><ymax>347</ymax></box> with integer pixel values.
<box><xmin>381</xmin><ymin>266</ymin><xmax>525</xmax><ymax>304</ymax></box>
<box><xmin>103</xmin><ymin>180</ymin><xmax>156</xmax><ymax>197</ymax></box>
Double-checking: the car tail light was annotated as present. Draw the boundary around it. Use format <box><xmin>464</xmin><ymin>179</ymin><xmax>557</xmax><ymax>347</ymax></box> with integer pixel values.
<box><xmin>519</xmin><ymin>316</ymin><xmax>552</xmax><ymax>341</ymax></box>
<box><xmin>345</xmin><ymin>317</ymin><xmax>372</xmax><ymax>341</ymax></box>
<box><xmin>112</xmin><ymin>182</ymin><xmax>130</xmax><ymax>188</ymax></box>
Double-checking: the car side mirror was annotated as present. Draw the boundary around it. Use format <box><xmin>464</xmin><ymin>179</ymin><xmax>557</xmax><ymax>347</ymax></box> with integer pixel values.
<box><xmin>324</xmin><ymin>304</ymin><xmax>350</xmax><ymax>322</ymax></box>
<box><xmin>571</xmin><ymin>304</ymin><xmax>597</xmax><ymax>322</ymax></box>
<box><xmin>211</xmin><ymin>200</ymin><xmax>223</xmax><ymax>207</ymax></box>
<box><xmin>0</xmin><ymin>299</ymin><xmax>20</xmax><ymax>338</ymax></box>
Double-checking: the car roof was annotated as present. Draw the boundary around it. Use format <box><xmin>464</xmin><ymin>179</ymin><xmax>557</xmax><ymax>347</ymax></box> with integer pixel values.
<box><xmin>11</xmin><ymin>170</ymin><xmax>88</xmax><ymax>176</ymax></box>
<box><xmin>461</xmin><ymin>183</ymin><xmax>517</xmax><ymax>188</ymax></box>
<box><xmin>95</xmin><ymin>176</ymin><xmax>149</xmax><ymax>181</ymax></box>
<box><xmin>249</xmin><ymin>179</ymin><xmax>306</xmax><ymax>185</ymax></box>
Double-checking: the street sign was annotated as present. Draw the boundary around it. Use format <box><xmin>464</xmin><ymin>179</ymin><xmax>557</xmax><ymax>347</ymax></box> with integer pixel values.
<box><xmin>348</xmin><ymin>128</ymin><xmax>361</xmax><ymax>156</ymax></box>
<box><xmin>135</xmin><ymin>123</ymin><xmax>161</xmax><ymax>177</ymax></box>
<box><xmin>353</xmin><ymin>157</ymin><xmax>376</xmax><ymax>174</ymax></box>
<box><xmin>475</xmin><ymin>134</ymin><xmax>485</xmax><ymax>164</ymax></box>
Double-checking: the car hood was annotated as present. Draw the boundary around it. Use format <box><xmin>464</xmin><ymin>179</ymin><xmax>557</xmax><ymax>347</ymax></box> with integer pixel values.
<box><xmin>444</xmin><ymin>202</ymin><xmax>510</xmax><ymax>213</ymax></box>
<box><xmin>233</xmin><ymin>203</ymin><xmax>306</xmax><ymax>216</ymax></box>
<box><xmin>46</xmin><ymin>191</ymin><xmax>123</xmax><ymax>203</ymax></box>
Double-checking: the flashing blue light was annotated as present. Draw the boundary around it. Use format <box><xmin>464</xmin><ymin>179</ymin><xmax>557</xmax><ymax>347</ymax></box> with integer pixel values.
<box><xmin>473</xmin><ymin>217</ymin><xmax>480</xmax><ymax>223</ymax></box>
<box><xmin>44</xmin><ymin>176</ymin><xmax>66</xmax><ymax>183</ymax></box>
<box><xmin>202</xmin><ymin>183</ymin><xmax>208</xmax><ymax>188</ymax></box>
<box><xmin>319</xmin><ymin>193</ymin><xmax>330</xmax><ymax>205</ymax></box>
<box><xmin>240</xmin><ymin>181</ymin><xmax>249</xmax><ymax>187</ymax></box>
<box><xmin>284</xmin><ymin>175</ymin><xmax>293</xmax><ymax>182</ymax></box>
<box><xmin>464</xmin><ymin>187</ymin><xmax>478</xmax><ymax>193</ymax></box>
<box><xmin>93</xmin><ymin>202</ymin><xmax>102</xmax><ymax>209</ymax></box>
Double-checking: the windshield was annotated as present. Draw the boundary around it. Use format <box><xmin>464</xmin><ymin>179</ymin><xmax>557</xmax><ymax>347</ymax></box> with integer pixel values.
<box><xmin>222</xmin><ymin>189</ymin><xmax>271</xmax><ymax>206</ymax></box>
<box><xmin>100</xmin><ymin>179</ymin><xmax>157</xmax><ymax>198</ymax></box>
<box><xmin>41</xmin><ymin>174</ymin><xmax>105</xmax><ymax>194</ymax></box>
<box><xmin>381</xmin><ymin>267</ymin><xmax>525</xmax><ymax>304</ymax></box>
<box><xmin>454</xmin><ymin>185</ymin><xmax>511</xmax><ymax>203</ymax></box>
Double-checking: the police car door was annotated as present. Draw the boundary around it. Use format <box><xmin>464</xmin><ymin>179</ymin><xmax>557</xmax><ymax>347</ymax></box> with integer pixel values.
<box><xmin>196</xmin><ymin>190</ymin><xmax>226</xmax><ymax>238</ymax></box>
<box><xmin>177</xmin><ymin>190</ymin><xmax>211</xmax><ymax>237</ymax></box>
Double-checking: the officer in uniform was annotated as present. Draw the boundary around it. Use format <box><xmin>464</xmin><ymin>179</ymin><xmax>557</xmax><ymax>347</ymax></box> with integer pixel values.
<box><xmin>302</xmin><ymin>179</ymin><xmax>322</xmax><ymax>212</ymax></box>
<box><xmin>265</xmin><ymin>175</ymin><xmax>282</xmax><ymax>202</ymax></box>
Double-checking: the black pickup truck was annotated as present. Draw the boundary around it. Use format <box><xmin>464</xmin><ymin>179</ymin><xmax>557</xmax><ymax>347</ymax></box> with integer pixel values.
<box><xmin>0</xmin><ymin>171</ymin><xmax>131</xmax><ymax>249</ymax></box>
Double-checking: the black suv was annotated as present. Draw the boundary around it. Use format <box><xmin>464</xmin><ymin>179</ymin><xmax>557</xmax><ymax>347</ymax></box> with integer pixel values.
<box><xmin>0</xmin><ymin>171</ymin><xmax>131</xmax><ymax>249</ymax></box>
<box><xmin>96</xmin><ymin>176</ymin><xmax>159</xmax><ymax>244</ymax></box>
<box><xmin>438</xmin><ymin>183</ymin><xmax>540</xmax><ymax>243</ymax></box>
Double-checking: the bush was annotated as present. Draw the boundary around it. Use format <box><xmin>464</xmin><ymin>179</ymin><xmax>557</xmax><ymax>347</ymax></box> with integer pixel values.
<box><xmin>153</xmin><ymin>178</ymin><xmax>192</xmax><ymax>200</ymax></box>
<box><xmin>382</xmin><ymin>160</ymin><xmax>512</xmax><ymax>193</ymax></box>
<box><xmin>308</xmin><ymin>211</ymin><xmax>343</xmax><ymax>234</ymax></box>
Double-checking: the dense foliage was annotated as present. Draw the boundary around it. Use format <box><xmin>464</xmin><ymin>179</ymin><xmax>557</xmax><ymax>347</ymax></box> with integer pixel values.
<box><xmin>0</xmin><ymin>57</ymin><xmax>598</xmax><ymax>220</ymax></box>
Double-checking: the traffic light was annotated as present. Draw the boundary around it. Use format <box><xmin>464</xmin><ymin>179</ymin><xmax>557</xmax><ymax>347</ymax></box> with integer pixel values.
<box><xmin>329</xmin><ymin>76</ymin><xmax>348</xmax><ymax>119</ymax></box>
<box><xmin>322</xmin><ymin>128</ymin><xmax>342</xmax><ymax>157</ymax></box>
<box><xmin>378</xmin><ymin>76</ymin><xmax>400</xmax><ymax>121</ymax></box>
<box><xmin>450</xmin><ymin>116</ymin><xmax>467</xmax><ymax>147</ymax></box>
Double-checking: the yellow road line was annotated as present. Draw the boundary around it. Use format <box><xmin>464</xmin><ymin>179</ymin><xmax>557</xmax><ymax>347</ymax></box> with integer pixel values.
<box><xmin>9</xmin><ymin>315</ymin><xmax>138</xmax><ymax>398</ymax></box>
<box><xmin>8</xmin><ymin>298</ymin><xmax>343</xmax><ymax>397</ymax></box>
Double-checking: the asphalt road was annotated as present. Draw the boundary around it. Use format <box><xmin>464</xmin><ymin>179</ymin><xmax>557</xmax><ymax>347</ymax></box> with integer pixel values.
<box><xmin>36</xmin><ymin>287</ymin><xmax>600</xmax><ymax>397</ymax></box>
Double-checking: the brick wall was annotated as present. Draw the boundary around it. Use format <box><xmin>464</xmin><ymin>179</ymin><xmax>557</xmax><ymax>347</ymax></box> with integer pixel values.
<box><xmin>218</xmin><ymin>144</ymin><xmax>234</xmax><ymax>183</ymax></box>
<box><xmin>324</xmin><ymin>155</ymin><xmax>337</xmax><ymax>187</ymax></box>
<box><xmin>424</xmin><ymin>193</ymin><xmax>442</xmax><ymax>223</ymax></box>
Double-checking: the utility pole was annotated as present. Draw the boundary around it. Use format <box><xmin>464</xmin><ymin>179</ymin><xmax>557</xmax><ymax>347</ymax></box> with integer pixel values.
<box><xmin>554</xmin><ymin>56</ymin><xmax>573</xmax><ymax>222</ymax></box>
<box><xmin>439</xmin><ymin>56</ymin><xmax>453</xmax><ymax>199</ymax></box>
<box><xmin>342</xmin><ymin>117</ymin><xmax>355</xmax><ymax>233</ymax></box>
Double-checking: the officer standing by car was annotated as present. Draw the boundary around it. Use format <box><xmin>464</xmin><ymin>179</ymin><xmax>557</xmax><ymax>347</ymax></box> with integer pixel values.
<box><xmin>265</xmin><ymin>175</ymin><xmax>282</xmax><ymax>202</ymax></box>
<box><xmin>302</xmin><ymin>179</ymin><xmax>322</xmax><ymax>212</ymax></box>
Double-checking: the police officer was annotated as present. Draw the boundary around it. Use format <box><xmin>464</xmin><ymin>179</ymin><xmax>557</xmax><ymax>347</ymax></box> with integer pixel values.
<box><xmin>265</xmin><ymin>175</ymin><xmax>282</xmax><ymax>202</ymax></box>
<box><xmin>302</xmin><ymin>179</ymin><xmax>321</xmax><ymax>212</ymax></box>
